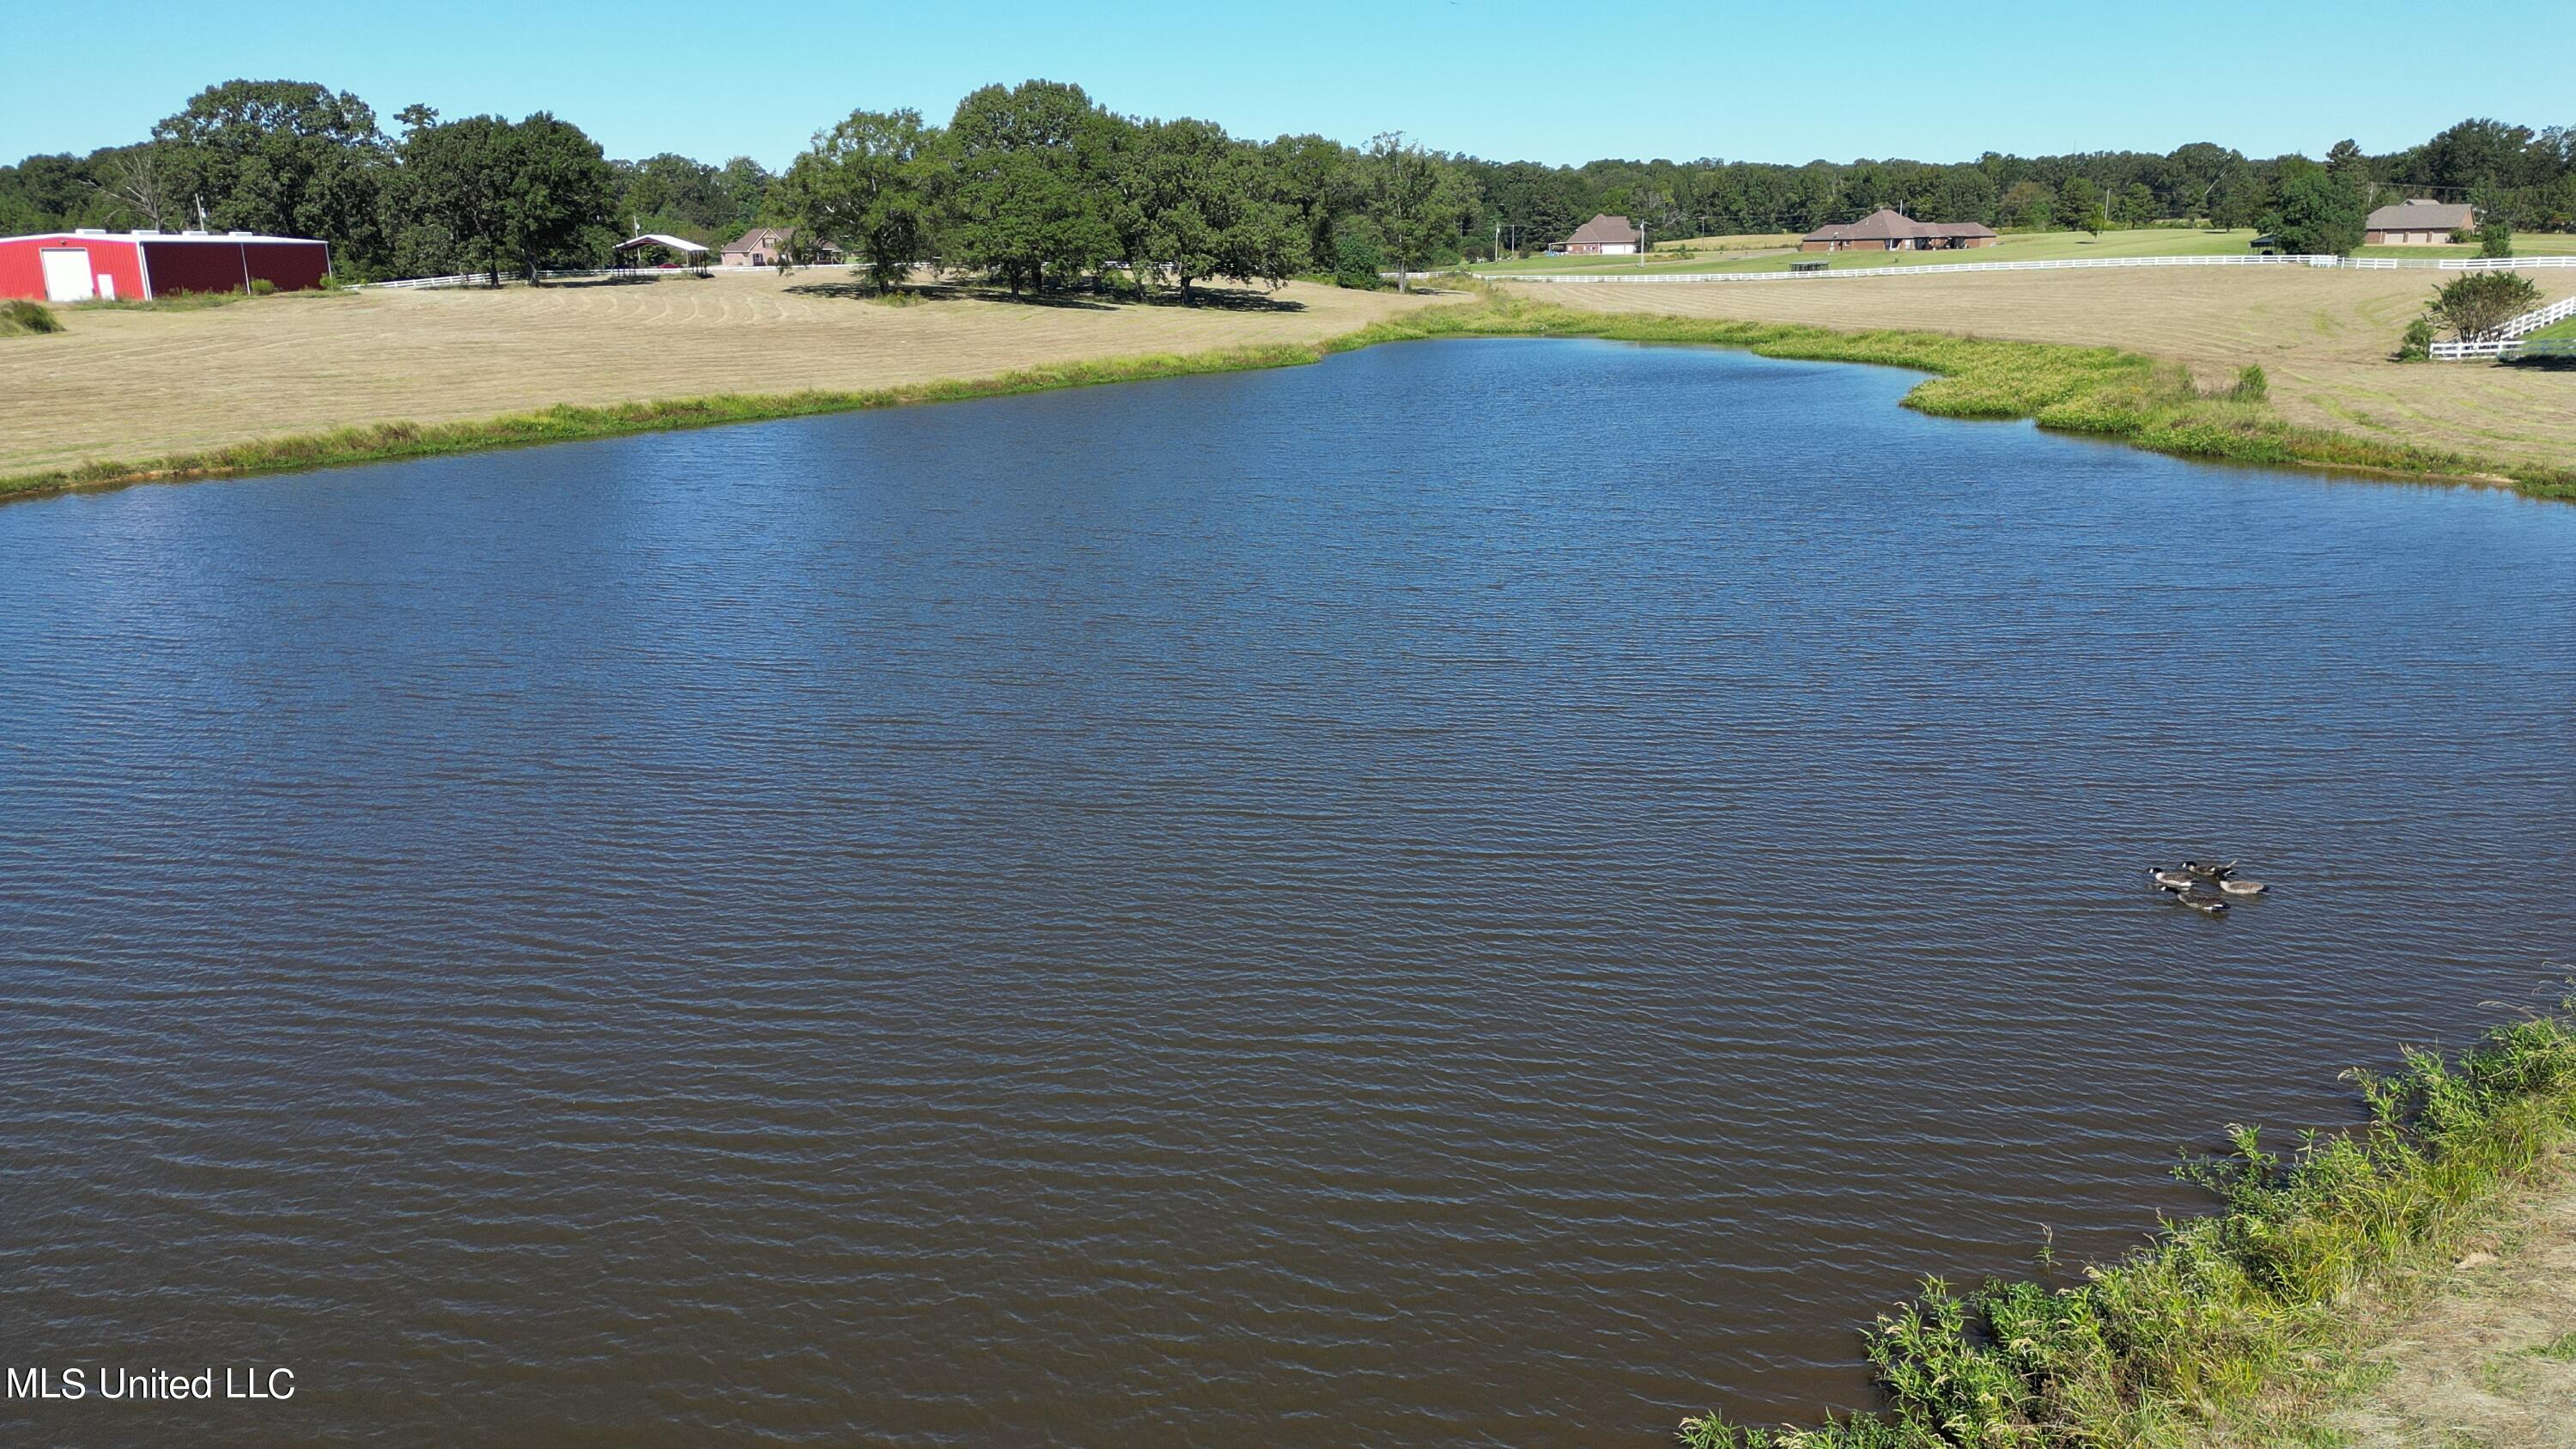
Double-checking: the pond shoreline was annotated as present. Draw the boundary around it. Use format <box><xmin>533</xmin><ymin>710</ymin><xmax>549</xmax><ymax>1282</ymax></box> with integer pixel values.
<box><xmin>1680</xmin><ymin>1001</ymin><xmax>2576</xmax><ymax>1447</ymax></box>
<box><xmin>5</xmin><ymin>294</ymin><xmax>2569</xmax><ymax>507</ymax></box>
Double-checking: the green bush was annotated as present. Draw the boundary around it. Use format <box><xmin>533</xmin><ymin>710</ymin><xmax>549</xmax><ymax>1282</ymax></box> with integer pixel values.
<box><xmin>2232</xmin><ymin>363</ymin><xmax>2269</xmax><ymax>401</ymax></box>
<box><xmin>246</xmin><ymin>278</ymin><xmax>277</xmax><ymax>296</ymax></box>
<box><xmin>2477</xmin><ymin>221</ymin><xmax>2514</xmax><ymax>259</ymax></box>
<box><xmin>1679</xmin><ymin>999</ymin><xmax>2576</xmax><ymax>1448</ymax></box>
<box><xmin>0</xmin><ymin>299</ymin><xmax>64</xmax><ymax>336</ymax></box>
<box><xmin>2428</xmin><ymin>270</ymin><xmax>2543</xmax><ymax>339</ymax></box>
<box><xmin>1331</xmin><ymin>218</ymin><xmax>1386</xmax><ymax>290</ymax></box>
<box><xmin>2397</xmin><ymin>316</ymin><xmax>2435</xmax><ymax>362</ymax></box>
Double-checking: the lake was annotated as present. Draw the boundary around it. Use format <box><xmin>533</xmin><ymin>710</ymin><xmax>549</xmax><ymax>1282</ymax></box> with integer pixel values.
<box><xmin>3</xmin><ymin>338</ymin><xmax>2571</xmax><ymax>1446</ymax></box>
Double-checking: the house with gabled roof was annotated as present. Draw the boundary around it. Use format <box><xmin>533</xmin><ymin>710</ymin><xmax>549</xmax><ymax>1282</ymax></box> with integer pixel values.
<box><xmin>2363</xmin><ymin>199</ymin><xmax>2477</xmax><ymax>246</ymax></box>
<box><xmin>720</xmin><ymin>225</ymin><xmax>843</xmax><ymax>267</ymax></box>
<box><xmin>1801</xmin><ymin>209</ymin><xmax>1998</xmax><ymax>253</ymax></box>
<box><xmin>1554</xmin><ymin>214</ymin><xmax>1643</xmax><ymax>256</ymax></box>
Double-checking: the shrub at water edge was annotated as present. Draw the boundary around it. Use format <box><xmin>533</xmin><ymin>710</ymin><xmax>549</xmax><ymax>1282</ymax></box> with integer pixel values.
<box><xmin>1676</xmin><ymin>997</ymin><xmax>2576</xmax><ymax>1447</ymax></box>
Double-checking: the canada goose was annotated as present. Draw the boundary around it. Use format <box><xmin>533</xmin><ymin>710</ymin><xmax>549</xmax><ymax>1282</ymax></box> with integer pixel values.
<box><xmin>2148</xmin><ymin>868</ymin><xmax>2196</xmax><ymax>890</ymax></box>
<box><xmin>2157</xmin><ymin>884</ymin><xmax>2231</xmax><ymax>915</ymax></box>
<box><xmin>2184</xmin><ymin>859</ymin><xmax>2238</xmax><ymax>880</ymax></box>
<box><xmin>2218</xmin><ymin>877</ymin><xmax>2269</xmax><ymax>897</ymax></box>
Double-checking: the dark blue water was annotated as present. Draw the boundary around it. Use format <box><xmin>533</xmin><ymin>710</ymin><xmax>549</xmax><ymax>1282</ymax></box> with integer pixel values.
<box><xmin>3</xmin><ymin>338</ymin><xmax>2571</xmax><ymax>1446</ymax></box>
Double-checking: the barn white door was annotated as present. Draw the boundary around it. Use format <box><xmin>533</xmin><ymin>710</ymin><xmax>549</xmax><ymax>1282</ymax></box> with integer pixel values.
<box><xmin>39</xmin><ymin>248</ymin><xmax>94</xmax><ymax>302</ymax></box>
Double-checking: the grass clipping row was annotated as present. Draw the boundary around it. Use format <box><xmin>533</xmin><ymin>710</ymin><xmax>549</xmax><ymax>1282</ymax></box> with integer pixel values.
<box><xmin>4</xmin><ymin>293</ymin><xmax>2572</xmax><ymax>502</ymax></box>
<box><xmin>1678</xmin><ymin>996</ymin><xmax>2576</xmax><ymax>1447</ymax></box>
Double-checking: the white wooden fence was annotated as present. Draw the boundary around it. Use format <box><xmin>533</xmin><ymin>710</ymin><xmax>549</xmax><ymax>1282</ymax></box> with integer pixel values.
<box><xmin>2497</xmin><ymin>290</ymin><xmax>2576</xmax><ymax>338</ymax></box>
<box><xmin>2430</xmin><ymin>338</ymin><xmax>2576</xmax><ymax>360</ymax></box>
<box><xmin>2422</xmin><ymin>288</ymin><xmax>2576</xmax><ymax>359</ymax></box>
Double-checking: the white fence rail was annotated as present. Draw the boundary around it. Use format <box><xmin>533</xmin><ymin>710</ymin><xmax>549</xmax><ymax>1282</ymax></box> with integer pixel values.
<box><xmin>2498</xmin><ymin>290</ymin><xmax>2576</xmax><ymax>338</ymax></box>
<box><xmin>2429</xmin><ymin>337</ymin><xmax>2576</xmax><ymax>361</ymax></box>
<box><xmin>1473</xmin><ymin>253</ymin><xmax>2576</xmax><ymax>286</ymax></box>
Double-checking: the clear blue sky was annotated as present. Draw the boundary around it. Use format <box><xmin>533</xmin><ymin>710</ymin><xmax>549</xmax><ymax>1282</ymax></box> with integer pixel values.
<box><xmin>7</xmin><ymin>0</ymin><xmax>2570</xmax><ymax>169</ymax></box>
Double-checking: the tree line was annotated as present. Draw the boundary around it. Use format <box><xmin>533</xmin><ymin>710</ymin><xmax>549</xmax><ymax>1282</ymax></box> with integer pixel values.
<box><xmin>4</xmin><ymin>80</ymin><xmax>2572</xmax><ymax>293</ymax></box>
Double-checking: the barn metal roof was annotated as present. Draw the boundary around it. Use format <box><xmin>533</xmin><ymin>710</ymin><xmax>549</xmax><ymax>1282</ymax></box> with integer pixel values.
<box><xmin>616</xmin><ymin>233</ymin><xmax>711</xmax><ymax>253</ymax></box>
<box><xmin>0</xmin><ymin>229</ymin><xmax>327</xmax><ymax>246</ymax></box>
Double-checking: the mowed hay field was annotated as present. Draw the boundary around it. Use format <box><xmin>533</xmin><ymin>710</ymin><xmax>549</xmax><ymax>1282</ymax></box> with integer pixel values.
<box><xmin>1524</xmin><ymin>266</ymin><xmax>2576</xmax><ymax>472</ymax></box>
<box><xmin>0</xmin><ymin>271</ymin><xmax>1448</xmax><ymax>478</ymax></box>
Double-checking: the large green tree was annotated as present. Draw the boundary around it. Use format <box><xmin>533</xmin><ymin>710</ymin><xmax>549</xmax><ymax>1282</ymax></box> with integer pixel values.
<box><xmin>785</xmin><ymin>108</ymin><xmax>933</xmax><ymax>292</ymax></box>
<box><xmin>2208</xmin><ymin>168</ymin><xmax>2269</xmax><ymax>230</ymax></box>
<box><xmin>2057</xmin><ymin>175</ymin><xmax>2105</xmax><ymax>234</ymax></box>
<box><xmin>392</xmin><ymin>113</ymin><xmax>614</xmax><ymax>283</ymax></box>
<box><xmin>1119</xmin><ymin>119</ymin><xmax>1309</xmax><ymax>299</ymax></box>
<box><xmin>1998</xmin><ymin>180</ymin><xmax>2053</xmax><ymax>230</ymax></box>
<box><xmin>943</xmin><ymin>80</ymin><xmax>1117</xmax><ymax>294</ymax></box>
<box><xmin>2265</xmin><ymin>155</ymin><xmax>2366</xmax><ymax>255</ymax></box>
<box><xmin>1364</xmin><ymin>131</ymin><xmax>1473</xmax><ymax>291</ymax></box>
<box><xmin>153</xmin><ymin>80</ymin><xmax>388</xmax><ymax>264</ymax></box>
<box><xmin>1263</xmin><ymin>133</ymin><xmax>1360</xmax><ymax>267</ymax></box>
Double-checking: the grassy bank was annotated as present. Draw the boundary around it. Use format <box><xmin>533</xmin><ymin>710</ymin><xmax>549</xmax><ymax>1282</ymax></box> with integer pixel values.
<box><xmin>1679</xmin><ymin>997</ymin><xmax>2576</xmax><ymax>1447</ymax></box>
<box><xmin>5</xmin><ymin>293</ymin><xmax>2571</xmax><ymax>504</ymax></box>
<box><xmin>0</xmin><ymin>343</ymin><xmax>1334</xmax><ymax>502</ymax></box>
<box><xmin>1330</xmin><ymin>296</ymin><xmax>2576</xmax><ymax>497</ymax></box>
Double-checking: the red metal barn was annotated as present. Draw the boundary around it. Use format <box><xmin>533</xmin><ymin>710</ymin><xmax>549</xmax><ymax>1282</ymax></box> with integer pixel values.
<box><xmin>0</xmin><ymin>230</ymin><xmax>333</xmax><ymax>302</ymax></box>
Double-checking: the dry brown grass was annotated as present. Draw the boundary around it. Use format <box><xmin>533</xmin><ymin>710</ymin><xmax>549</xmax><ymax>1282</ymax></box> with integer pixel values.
<box><xmin>0</xmin><ymin>271</ymin><xmax>1446</xmax><ymax>478</ymax></box>
<box><xmin>2287</xmin><ymin>1160</ymin><xmax>2576</xmax><ymax>1449</ymax></box>
<box><xmin>1526</xmin><ymin>267</ymin><xmax>2576</xmax><ymax>473</ymax></box>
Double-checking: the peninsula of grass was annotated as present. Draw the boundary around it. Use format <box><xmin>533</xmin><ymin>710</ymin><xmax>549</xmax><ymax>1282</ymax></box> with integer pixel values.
<box><xmin>5</xmin><ymin>292</ymin><xmax>2571</xmax><ymax>505</ymax></box>
<box><xmin>1676</xmin><ymin>995</ymin><xmax>2576</xmax><ymax>1448</ymax></box>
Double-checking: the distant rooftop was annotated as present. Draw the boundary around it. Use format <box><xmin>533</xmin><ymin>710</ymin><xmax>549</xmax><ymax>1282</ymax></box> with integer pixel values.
<box><xmin>1561</xmin><ymin>214</ymin><xmax>1642</xmax><ymax>247</ymax></box>
<box><xmin>2364</xmin><ymin>198</ymin><xmax>2476</xmax><ymax>230</ymax></box>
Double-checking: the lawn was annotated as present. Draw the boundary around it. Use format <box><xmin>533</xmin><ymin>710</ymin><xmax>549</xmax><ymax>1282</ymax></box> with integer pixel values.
<box><xmin>0</xmin><ymin>270</ymin><xmax>1448</xmax><ymax>481</ymax></box>
<box><xmin>2353</xmin><ymin>234</ymin><xmax>2576</xmax><ymax>259</ymax></box>
<box><xmin>2524</xmin><ymin>315</ymin><xmax>2576</xmax><ymax>340</ymax></box>
<box><xmin>1510</xmin><ymin>262</ymin><xmax>2576</xmax><ymax>476</ymax></box>
<box><xmin>1477</xmin><ymin>227</ymin><xmax>2263</xmax><ymax>276</ymax></box>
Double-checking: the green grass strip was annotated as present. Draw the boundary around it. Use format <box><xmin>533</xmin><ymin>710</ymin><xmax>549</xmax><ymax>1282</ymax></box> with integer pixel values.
<box><xmin>5</xmin><ymin>295</ymin><xmax>2571</xmax><ymax>504</ymax></box>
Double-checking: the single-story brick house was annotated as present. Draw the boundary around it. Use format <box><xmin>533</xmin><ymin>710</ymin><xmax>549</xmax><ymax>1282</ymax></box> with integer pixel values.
<box><xmin>2362</xmin><ymin>199</ymin><xmax>2477</xmax><ymax>247</ymax></box>
<box><xmin>1554</xmin><ymin>214</ymin><xmax>1643</xmax><ymax>256</ymax></box>
<box><xmin>721</xmin><ymin>225</ymin><xmax>843</xmax><ymax>267</ymax></box>
<box><xmin>1801</xmin><ymin>209</ymin><xmax>1998</xmax><ymax>253</ymax></box>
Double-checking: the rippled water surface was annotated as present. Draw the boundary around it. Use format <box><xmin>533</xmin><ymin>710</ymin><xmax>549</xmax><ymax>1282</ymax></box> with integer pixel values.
<box><xmin>4</xmin><ymin>338</ymin><xmax>2573</xmax><ymax>1446</ymax></box>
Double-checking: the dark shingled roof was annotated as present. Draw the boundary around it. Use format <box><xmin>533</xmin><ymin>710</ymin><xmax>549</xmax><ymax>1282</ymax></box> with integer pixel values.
<box><xmin>1802</xmin><ymin>210</ymin><xmax>1995</xmax><ymax>242</ymax></box>
<box><xmin>1834</xmin><ymin>208</ymin><xmax>1921</xmax><ymax>241</ymax></box>
<box><xmin>2364</xmin><ymin>199</ymin><xmax>2476</xmax><ymax>232</ymax></box>
<box><xmin>1562</xmin><ymin>213</ymin><xmax>1642</xmax><ymax>247</ymax></box>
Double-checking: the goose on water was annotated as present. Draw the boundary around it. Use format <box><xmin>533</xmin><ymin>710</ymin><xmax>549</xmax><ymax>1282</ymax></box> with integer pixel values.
<box><xmin>2183</xmin><ymin>859</ymin><xmax>2238</xmax><ymax>880</ymax></box>
<box><xmin>2157</xmin><ymin>884</ymin><xmax>2230</xmax><ymax>915</ymax></box>
<box><xmin>2148</xmin><ymin>868</ymin><xmax>2196</xmax><ymax>890</ymax></box>
<box><xmin>2218</xmin><ymin>877</ymin><xmax>2269</xmax><ymax>896</ymax></box>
